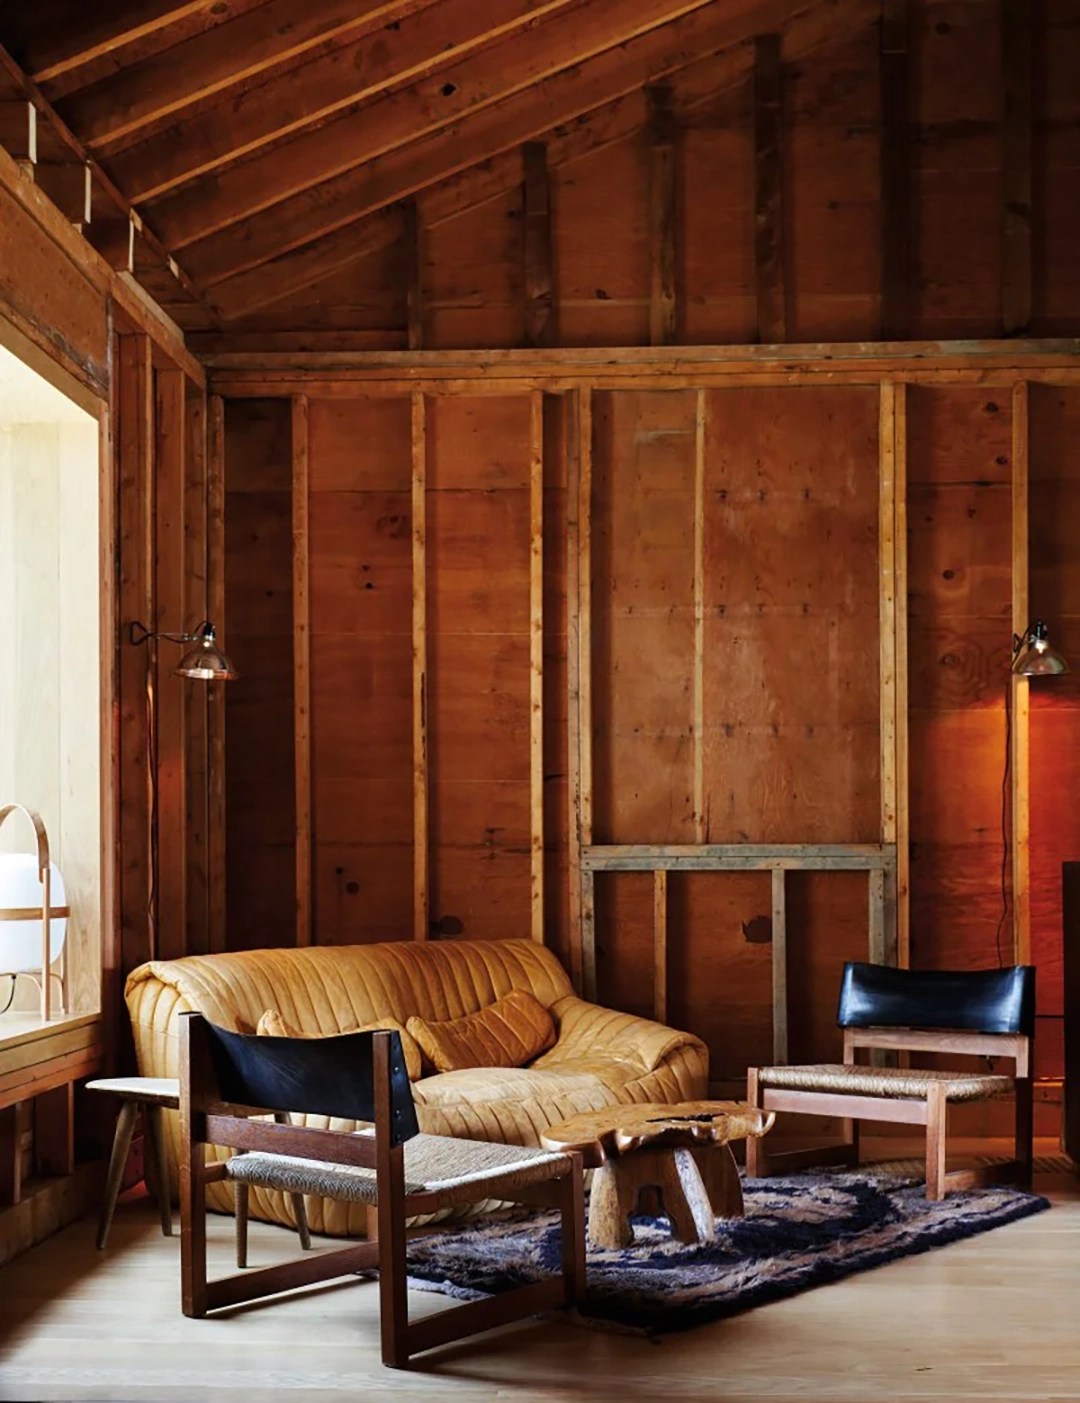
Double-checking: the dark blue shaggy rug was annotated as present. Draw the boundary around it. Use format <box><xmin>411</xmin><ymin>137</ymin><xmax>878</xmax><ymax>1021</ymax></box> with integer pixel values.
<box><xmin>405</xmin><ymin>1170</ymin><xmax>1050</xmax><ymax>1335</ymax></box>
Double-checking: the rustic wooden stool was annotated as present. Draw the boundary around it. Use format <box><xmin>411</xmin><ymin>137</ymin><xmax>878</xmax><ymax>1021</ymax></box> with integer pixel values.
<box><xmin>541</xmin><ymin>1101</ymin><xmax>774</xmax><ymax>1250</ymax></box>
<box><xmin>86</xmin><ymin>1076</ymin><xmax>179</xmax><ymax>1249</ymax></box>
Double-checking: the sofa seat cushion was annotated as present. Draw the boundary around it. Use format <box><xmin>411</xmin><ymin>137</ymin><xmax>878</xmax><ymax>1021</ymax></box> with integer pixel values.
<box><xmin>413</xmin><ymin>1058</ymin><xmax>641</xmax><ymax>1110</ymax></box>
<box><xmin>409</xmin><ymin>1058</ymin><xmax>644</xmax><ymax>1146</ymax></box>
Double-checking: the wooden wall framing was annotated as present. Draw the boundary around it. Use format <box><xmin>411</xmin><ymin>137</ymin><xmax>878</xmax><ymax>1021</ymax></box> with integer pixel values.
<box><xmin>214</xmin><ymin>337</ymin><xmax>1077</xmax><ymax>1083</ymax></box>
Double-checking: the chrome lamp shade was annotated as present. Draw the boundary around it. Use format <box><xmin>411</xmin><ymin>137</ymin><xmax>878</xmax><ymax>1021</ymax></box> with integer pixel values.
<box><xmin>1012</xmin><ymin>620</ymin><xmax>1069</xmax><ymax>676</ymax></box>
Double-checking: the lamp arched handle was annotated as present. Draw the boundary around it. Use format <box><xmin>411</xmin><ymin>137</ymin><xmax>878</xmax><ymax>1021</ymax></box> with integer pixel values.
<box><xmin>0</xmin><ymin>804</ymin><xmax>59</xmax><ymax>1020</ymax></box>
<box><xmin>0</xmin><ymin>803</ymin><xmax>51</xmax><ymax>879</ymax></box>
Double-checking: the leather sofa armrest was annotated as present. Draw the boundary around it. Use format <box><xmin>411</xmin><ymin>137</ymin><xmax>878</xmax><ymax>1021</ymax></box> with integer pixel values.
<box><xmin>537</xmin><ymin>995</ymin><xmax>708</xmax><ymax>1075</ymax></box>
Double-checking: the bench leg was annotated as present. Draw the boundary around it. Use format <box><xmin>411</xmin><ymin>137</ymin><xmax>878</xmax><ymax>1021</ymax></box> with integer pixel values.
<box><xmin>745</xmin><ymin>1068</ymin><xmax>766</xmax><ymax>1177</ymax></box>
<box><xmin>925</xmin><ymin>1083</ymin><xmax>947</xmax><ymax>1200</ymax></box>
<box><xmin>235</xmin><ymin>1182</ymin><xmax>249</xmax><ymax>1268</ymax></box>
<box><xmin>97</xmin><ymin>1101</ymin><xmax>138</xmax><ymax>1250</ymax></box>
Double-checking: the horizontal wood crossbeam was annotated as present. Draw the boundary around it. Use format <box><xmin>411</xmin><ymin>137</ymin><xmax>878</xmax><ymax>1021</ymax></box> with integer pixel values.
<box><xmin>761</xmin><ymin>1087</ymin><xmax>930</xmax><ymax>1125</ymax></box>
<box><xmin>202</xmin><ymin>338</ymin><xmax>1080</xmax><ymax>387</ymax></box>
<box><xmin>583</xmin><ymin>844</ymin><xmax>896</xmax><ymax>872</ymax></box>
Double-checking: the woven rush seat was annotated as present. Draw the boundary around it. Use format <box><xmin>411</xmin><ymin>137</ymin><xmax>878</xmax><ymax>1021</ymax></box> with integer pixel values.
<box><xmin>757</xmin><ymin>1063</ymin><xmax>1014</xmax><ymax>1102</ymax></box>
<box><xmin>226</xmin><ymin>1132</ymin><xmax>569</xmax><ymax>1207</ymax></box>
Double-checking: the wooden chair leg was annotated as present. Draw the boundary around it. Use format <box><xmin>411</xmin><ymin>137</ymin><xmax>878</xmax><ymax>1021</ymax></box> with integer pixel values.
<box><xmin>290</xmin><ymin>1193</ymin><xmax>312</xmax><ymax>1250</ymax></box>
<box><xmin>97</xmin><ymin>1100</ymin><xmax>138</xmax><ymax>1250</ymax></box>
<box><xmin>377</xmin><ymin>1148</ymin><xmax>410</xmax><ymax>1370</ymax></box>
<box><xmin>559</xmin><ymin>1156</ymin><xmax>586</xmax><ymax>1309</ymax></box>
<box><xmin>745</xmin><ymin>1069</ymin><xmax>766</xmax><ymax>1177</ymax></box>
<box><xmin>144</xmin><ymin>1105</ymin><xmax>173</xmax><ymax>1238</ymax></box>
<box><xmin>234</xmin><ymin>1182</ymin><xmax>249</xmax><ymax>1268</ymax></box>
<box><xmin>925</xmin><ymin>1084</ymin><xmax>947</xmax><ymax>1201</ymax></box>
<box><xmin>1015</xmin><ymin>1077</ymin><xmax>1034</xmax><ymax>1184</ymax></box>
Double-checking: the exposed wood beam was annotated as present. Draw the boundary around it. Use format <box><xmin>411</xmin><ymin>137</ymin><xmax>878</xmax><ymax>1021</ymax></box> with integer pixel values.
<box><xmin>152</xmin><ymin>0</ymin><xmax>774</xmax><ymax>259</ymax></box>
<box><xmin>180</xmin><ymin>0</ymin><xmax>802</xmax><ymax>293</ymax></box>
<box><xmin>5</xmin><ymin>3</ymin><xmax>229</xmax><ymax>86</ymax></box>
<box><xmin>0</xmin><ymin>44</ymin><xmax>217</xmax><ymax>321</ymax></box>
<box><xmin>35</xmin><ymin>160</ymin><xmax>92</xmax><ymax>227</ymax></box>
<box><xmin>1001</xmin><ymin>0</ymin><xmax>1032</xmax><ymax>335</ymax></box>
<box><xmin>647</xmin><ymin>84</ymin><xmax>678</xmax><ymax>346</ymax></box>
<box><xmin>0</xmin><ymin>99</ymin><xmax>36</xmax><ymax>165</ymax></box>
<box><xmin>59</xmin><ymin>0</ymin><xmax>435</xmax><ymax>149</ymax></box>
<box><xmin>108</xmin><ymin>0</ymin><xmax>581</xmax><ymax>201</ymax></box>
<box><xmin>752</xmin><ymin>33</ymin><xmax>786</xmax><ymax>342</ymax></box>
<box><xmin>879</xmin><ymin>0</ymin><xmax>910</xmax><ymax>340</ymax></box>
<box><xmin>204</xmin><ymin>0</ymin><xmax>874</xmax><ymax>318</ymax></box>
<box><xmin>523</xmin><ymin>142</ymin><xmax>554</xmax><ymax>349</ymax></box>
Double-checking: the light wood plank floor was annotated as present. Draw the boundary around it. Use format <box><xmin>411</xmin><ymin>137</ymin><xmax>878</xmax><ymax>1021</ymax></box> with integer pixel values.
<box><xmin>1</xmin><ymin>1150</ymin><xmax>1077</xmax><ymax>1403</ymax></box>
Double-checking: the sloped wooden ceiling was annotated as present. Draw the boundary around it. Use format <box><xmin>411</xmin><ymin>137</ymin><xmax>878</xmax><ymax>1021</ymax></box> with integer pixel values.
<box><xmin>0</xmin><ymin>0</ymin><xmax>876</xmax><ymax>334</ymax></box>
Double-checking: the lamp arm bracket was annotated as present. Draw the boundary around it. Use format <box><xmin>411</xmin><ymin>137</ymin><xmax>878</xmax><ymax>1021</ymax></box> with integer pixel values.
<box><xmin>128</xmin><ymin>620</ymin><xmax>196</xmax><ymax>647</ymax></box>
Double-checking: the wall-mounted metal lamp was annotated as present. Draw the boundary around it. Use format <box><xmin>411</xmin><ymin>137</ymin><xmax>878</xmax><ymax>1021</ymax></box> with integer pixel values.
<box><xmin>1011</xmin><ymin>620</ymin><xmax>1069</xmax><ymax>677</ymax></box>
<box><xmin>128</xmin><ymin>619</ymin><xmax>238</xmax><ymax>681</ymax></box>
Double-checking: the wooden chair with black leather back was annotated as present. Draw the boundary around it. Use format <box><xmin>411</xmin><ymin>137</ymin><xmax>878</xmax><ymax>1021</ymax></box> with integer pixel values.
<box><xmin>745</xmin><ymin>962</ymin><xmax>1035</xmax><ymax>1200</ymax></box>
<box><xmin>178</xmin><ymin>1010</ymin><xmax>585</xmax><ymax>1369</ymax></box>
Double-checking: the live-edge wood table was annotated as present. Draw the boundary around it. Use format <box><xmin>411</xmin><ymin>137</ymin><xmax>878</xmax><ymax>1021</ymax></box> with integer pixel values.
<box><xmin>541</xmin><ymin>1100</ymin><xmax>774</xmax><ymax>1250</ymax></box>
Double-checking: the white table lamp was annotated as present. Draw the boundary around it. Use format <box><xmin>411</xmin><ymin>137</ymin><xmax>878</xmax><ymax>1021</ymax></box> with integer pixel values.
<box><xmin>0</xmin><ymin>805</ymin><xmax>69</xmax><ymax>1020</ymax></box>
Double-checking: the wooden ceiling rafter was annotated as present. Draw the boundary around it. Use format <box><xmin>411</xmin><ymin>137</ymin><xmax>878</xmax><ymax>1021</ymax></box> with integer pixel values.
<box><xmin>5</xmin><ymin>2</ymin><xmax>262</xmax><ymax>91</ymax></box>
<box><xmin>202</xmin><ymin>0</ymin><xmax>876</xmax><ymax>320</ymax></box>
<box><xmin>55</xmin><ymin>0</ymin><xmax>437</xmax><ymax>150</ymax></box>
<box><xmin>106</xmin><ymin>0</ymin><xmax>587</xmax><ymax>204</ymax></box>
<box><xmin>145</xmin><ymin>0</ymin><xmax>748</xmax><ymax>255</ymax></box>
<box><xmin>0</xmin><ymin>44</ymin><xmax>219</xmax><ymax>327</ymax></box>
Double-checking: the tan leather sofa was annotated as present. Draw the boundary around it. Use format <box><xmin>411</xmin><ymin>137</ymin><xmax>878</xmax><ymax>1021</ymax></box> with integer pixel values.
<box><xmin>125</xmin><ymin>937</ymin><xmax>708</xmax><ymax>1236</ymax></box>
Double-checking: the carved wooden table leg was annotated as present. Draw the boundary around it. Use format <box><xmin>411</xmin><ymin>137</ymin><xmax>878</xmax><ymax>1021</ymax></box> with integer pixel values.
<box><xmin>587</xmin><ymin>1146</ymin><xmax>718</xmax><ymax>1249</ymax></box>
<box><xmin>587</xmin><ymin>1160</ymin><xmax>636</xmax><ymax>1249</ymax></box>
<box><xmin>693</xmin><ymin>1142</ymin><xmax>744</xmax><ymax>1219</ymax></box>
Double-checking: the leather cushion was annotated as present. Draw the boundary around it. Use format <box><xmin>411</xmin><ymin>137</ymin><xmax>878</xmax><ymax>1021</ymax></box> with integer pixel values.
<box><xmin>256</xmin><ymin>1007</ymin><xmax>423</xmax><ymax>1083</ymax></box>
<box><xmin>837</xmin><ymin>962</ymin><xmax>1035</xmax><ymax>1036</ymax></box>
<box><xmin>407</xmin><ymin>989</ymin><xmax>557</xmax><ymax>1073</ymax></box>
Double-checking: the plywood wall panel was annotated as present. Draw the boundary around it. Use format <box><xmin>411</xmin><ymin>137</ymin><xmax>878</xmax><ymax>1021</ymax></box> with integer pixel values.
<box><xmin>552</xmin><ymin>137</ymin><xmax>649</xmax><ymax>348</ymax></box>
<box><xmin>910</xmin><ymin>1</ymin><xmax>1003</xmax><ymax>338</ymax></box>
<box><xmin>668</xmin><ymin>871</ymin><xmax>773</xmax><ymax>1083</ymax></box>
<box><xmin>701</xmin><ymin>386</ymin><xmax>880</xmax><ymax>844</ymax></box>
<box><xmin>906</xmin><ymin>387</ymin><xmax>1013</xmax><ymax>976</ymax></box>
<box><xmin>426</xmin><ymin>190</ymin><xmax>523</xmax><ymax>351</ymax></box>
<box><xmin>786</xmin><ymin>870</ymin><xmax>875</xmax><ymax>1061</ymax></box>
<box><xmin>307</xmin><ymin>396</ymin><xmax>413</xmax><ymax>945</ymax></box>
<box><xmin>224</xmin><ymin>398</ymin><xmax>295</xmax><ymax>950</ymax></box>
<box><xmin>1032</xmin><ymin>0</ymin><xmax>1080</xmax><ymax>332</ymax></box>
<box><xmin>427</xmin><ymin>395</ymin><xmax>533</xmax><ymax>941</ymax></box>
<box><xmin>591</xmin><ymin>389</ymin><xmax>697</xmax><ymax>844</ymax></box>
<box><xmin>681</xmin><ymin>84</ymin><xmax>755</xmax><ymax>345</ymax></box>
<box><xmin>218</xmin><ymin>241</ymin><xmax>405</xmax><ymax>337</ymax></box>
<box><xmin>783</xmin><ymin>26</ymin><xmax>880</xmax><ymax>342</ymax></box>
<box><xmin>1028</xmin><ymin>384</ymin><xmax>1080</xmax><ymax>1079</ymax></box>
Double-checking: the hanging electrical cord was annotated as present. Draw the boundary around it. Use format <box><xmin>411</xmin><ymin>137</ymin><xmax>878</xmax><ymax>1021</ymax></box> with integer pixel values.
<box><xmin>994</xmin><ymin>680</ymin><xmax>1013</xmax><ymax>969</ymax></box>
<box><xmin>0</xmin><ymin>974</ymin><xmax>16</xmax><ymax>1016</ymax></box>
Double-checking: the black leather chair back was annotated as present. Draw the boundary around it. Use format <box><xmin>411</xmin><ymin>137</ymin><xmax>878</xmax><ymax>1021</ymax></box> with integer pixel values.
<box><xmin>837</xmin><ymin>962</ymin><xmax>1035</xmax><ymax>1037</ymax></box>
<box><xmin>200</xmin><ymin>1019</ymin><xmax>420</xmax><ymax>1147</ymax></box>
